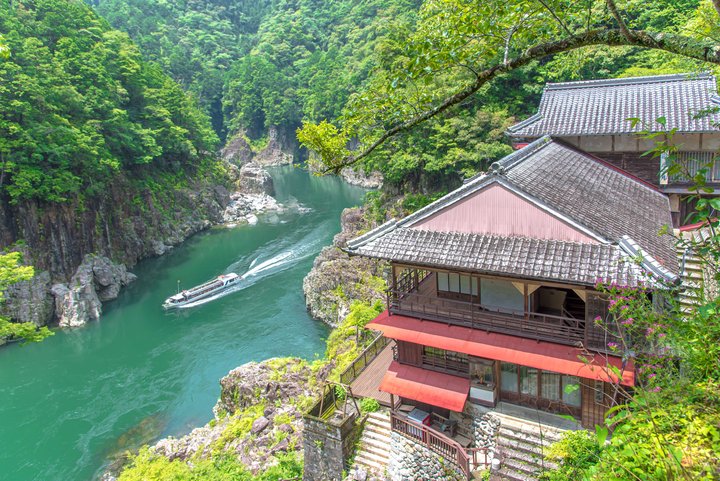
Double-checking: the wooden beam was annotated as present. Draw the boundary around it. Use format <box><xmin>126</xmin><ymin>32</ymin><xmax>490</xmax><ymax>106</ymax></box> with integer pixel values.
<box><xmin>572</xmin><ymin>289</ymin><xmax>587</xmax><ymax>302</ymax></box>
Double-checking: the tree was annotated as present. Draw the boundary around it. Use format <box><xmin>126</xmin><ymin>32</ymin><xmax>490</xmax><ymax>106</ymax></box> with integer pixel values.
<box><xmin>298</xmin><ymin>0</ymin><xmax>720</xmax><ymax>172</ymax></box>
<box><xmin>0</xmin><ymin>252</ymin><xmax>52</xmax><ymax>343</ymax></box>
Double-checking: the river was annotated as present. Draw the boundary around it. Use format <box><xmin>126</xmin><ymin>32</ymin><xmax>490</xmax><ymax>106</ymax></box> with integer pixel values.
<box><xmin>0</xmin><ymin>167</ymin><xmax>366</xmax><ymax>481</ymax></box>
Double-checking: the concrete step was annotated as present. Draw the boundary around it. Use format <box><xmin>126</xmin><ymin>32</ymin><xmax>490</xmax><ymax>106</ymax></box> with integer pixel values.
<box><xmin>498</xmin><ymin>425</ymin><xmax>563</xmax><ymax>446</ymax></box>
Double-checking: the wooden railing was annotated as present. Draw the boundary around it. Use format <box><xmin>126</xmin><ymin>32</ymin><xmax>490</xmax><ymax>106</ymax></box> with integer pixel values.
<box><xmin>338</xmin><ymin>333</ymin><xmax>390</xmax><ymax>385</ymax></box>
<box><xmin>395</xmin><ymin>268</ymin><xmax>431</xmax><ymax>295</ymax></box>
<box><xmin>387</xmin><ymin>289</ymin><xmax>610</xmax><ymax>351</ymax></box>
<box><xmin>390</xmin><ymin>411</ymin><xmax>488</xmax><ymax>480</ymax></box>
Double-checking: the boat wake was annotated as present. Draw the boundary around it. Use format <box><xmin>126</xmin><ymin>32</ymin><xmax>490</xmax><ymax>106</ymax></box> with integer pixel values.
<box><xmin>174</xmin><ymin>221</ymin><xmax>333</xmax><ymax>309</ymax></box>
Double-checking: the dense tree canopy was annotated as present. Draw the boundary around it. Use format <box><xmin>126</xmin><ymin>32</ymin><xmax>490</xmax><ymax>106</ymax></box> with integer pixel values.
<box><xmin>0</xmin><ymin>0</ymin><xmax>218</xmax><ymax>204</ymax></box>
<box><xmin>298</xmin><ymin>0</ymin><xmax>720</xmax><ymax>176</ymax></box>
<box><xmin>90</xmin><ymin>0</ymin><xmax>422</xmax><ymax>140</ymax></box>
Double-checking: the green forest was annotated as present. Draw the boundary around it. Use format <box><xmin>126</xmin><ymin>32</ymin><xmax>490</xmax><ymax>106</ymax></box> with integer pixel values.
<box><xmin>0</xmin><ymin>0</ymin><xmax>218</xmax><ymax>205</ymax></box>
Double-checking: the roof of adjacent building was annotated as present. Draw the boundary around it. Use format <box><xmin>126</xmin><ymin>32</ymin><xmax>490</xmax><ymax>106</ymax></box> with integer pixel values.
<box><xmin>507</xmin><ymin>72</ymin><xmax>720</xmax><ymax>138</ymax></box>
<box><xmin>346</xmin><ymin>137</ymin><xmax>678</xmax><ymax>287</ymax></box>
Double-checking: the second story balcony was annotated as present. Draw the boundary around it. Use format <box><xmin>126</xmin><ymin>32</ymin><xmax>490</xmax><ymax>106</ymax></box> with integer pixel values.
<box><xmin>388</xmin><ymin>268</ymin><xmax>613</xmax><ymax>352</ymax></box>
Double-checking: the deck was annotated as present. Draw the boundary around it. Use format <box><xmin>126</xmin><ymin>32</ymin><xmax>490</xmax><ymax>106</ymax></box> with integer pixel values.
<box><xmin>349</xmin><ymin>341</ymin><xmax>394</xmax><ymax>407</ymax></box>
<box><xmin>390</xmin><ymin>272</ymin><xmax>607</xmax><ymax>350</ymax></box>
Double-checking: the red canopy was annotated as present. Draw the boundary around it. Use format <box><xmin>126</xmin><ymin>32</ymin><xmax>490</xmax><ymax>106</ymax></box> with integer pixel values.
<box><xmin>380</xmin><ymin>361</ymin><xmax>470</xmax><ymax>412</ymax></box>
<box><xmin>368</xmin><ymin>311</ymin><xmax>635</xmax><ymax>386</ymax></box>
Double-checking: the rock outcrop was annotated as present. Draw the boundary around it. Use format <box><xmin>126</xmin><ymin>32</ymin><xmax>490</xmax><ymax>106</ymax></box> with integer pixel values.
<box><xmin>222</xmin><ymin>126</ymin><xmax>294</xmax><ymax>168</ymax></box>
<box><xmin>340</xmin><ymin>167</ymin><xmax>383</xmax><ymax>189</ymax></box>
<box><xmin>222</xmin><ymin>192</ymin><xmax>284</xmax><ymax>226</ymax></box>
<box><xmin>254</xmin><ymin>126</ymin><xmax>294</xmax><ymax>166</ymax></box>
<box><xmin>235</xmin><ymin>162</ymin><xmax>275</xmax><ymax>195</ymax></box>
<box><xmin>149</xmin><ymin>358</ymin><xmax>327</xmax><ymax>473</ymax></box>
<box><xmin>1</xmin><ymin>270</ymin><xmax>54</xmax><ymax>327</ymax></box>
<box><xmin>303</xmin><ymin>206</ymin><xmax>387</xmax><ymax>327</ymax></box>
<box><xmin>50</xmin><ymin>255</ymin><xmax>137</xmax><ymax>327</ymax></box>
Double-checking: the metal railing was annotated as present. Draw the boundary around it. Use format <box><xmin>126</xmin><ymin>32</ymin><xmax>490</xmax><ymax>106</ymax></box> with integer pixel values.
<box><xmin>387</xmin><ymin>288</ymin><xmax>610</xmax><ymax>351</ymax></box>
<box><xmin>338</xmin><ymin>333</ymin><xmax>390</xmax><ymax>386</ymax></box>
<box><xmin>390</xmin><ymin>411</ymin><xmax>488</xmax><ymax>480</ymax></box>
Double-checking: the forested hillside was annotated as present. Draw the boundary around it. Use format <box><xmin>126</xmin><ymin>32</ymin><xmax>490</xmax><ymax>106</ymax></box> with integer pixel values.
<box><xmin>0</xmin><ymin>0</ymin><xmax>225</xmax><ymax>281</ymax></box>
<box><xmin>91</xmin><ymin>0</ymin><xmax>422</xmax><ymax>142</ymax></box>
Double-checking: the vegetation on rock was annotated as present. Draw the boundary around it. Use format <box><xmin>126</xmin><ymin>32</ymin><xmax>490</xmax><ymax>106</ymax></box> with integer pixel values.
<box><xmin>0</xmin><ymin>252</ymin><xmax>51</xmax><ymax>343</ymax></box>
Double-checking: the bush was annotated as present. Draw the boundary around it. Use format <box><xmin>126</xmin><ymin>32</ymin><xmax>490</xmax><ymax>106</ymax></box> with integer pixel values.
<box><xmin>359</xmin><ymin>398</ymin><xmax>380</xmax><ymax>413</ymax></box>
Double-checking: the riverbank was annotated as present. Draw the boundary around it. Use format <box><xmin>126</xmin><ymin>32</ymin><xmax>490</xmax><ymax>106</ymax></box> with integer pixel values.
<box><xmin>109</xmin><ymin>202</ymin><xmax>388</xmax><ymax>480</ymax></box>
<box><xmin>1</xmin><ymin>160</ymin><xmax>288</xmax><ymax>332</ymax></box>
<box><xmin>0</xmin><ymin>167</ymin><xmax>366</xmax><ymax>481</ymax></box>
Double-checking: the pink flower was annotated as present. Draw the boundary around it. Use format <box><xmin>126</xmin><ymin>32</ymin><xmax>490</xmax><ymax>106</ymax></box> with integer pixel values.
<box><xmin>607</xmin><ymin>342</ymin><xmax>619</xmax><ymax>351</ymax></box>
<box><xmin>622</xmin><ymin>318</ymin><xmax>634</xmax><ymax>326</ymax></box>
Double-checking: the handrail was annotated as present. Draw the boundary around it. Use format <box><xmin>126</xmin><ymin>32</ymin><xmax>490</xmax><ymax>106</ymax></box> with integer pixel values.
<box><xmin>387</xmin><ymin>288</ymin><xmax>611</xmax><ymax>351</ymax></box>
<box><xmin>338</xmin><ymin>333</ymin><xmax>390</xmax><ymax>385</ymax></box>
<box><xmin>390</xmin><ymin>411</ymin><xmax>489</xmax><ymax>479</ymax></box>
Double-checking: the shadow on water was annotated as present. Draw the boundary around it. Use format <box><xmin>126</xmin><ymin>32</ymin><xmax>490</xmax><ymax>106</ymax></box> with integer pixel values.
<box><xmin>97</xmin><ymin>412</ymin><xmax>168</xmax><ymax>480</ymax></box>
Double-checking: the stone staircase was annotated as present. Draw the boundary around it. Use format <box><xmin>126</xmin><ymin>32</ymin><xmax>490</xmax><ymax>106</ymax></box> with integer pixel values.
<box><xmin>349</xmin><ymin>410</ymin><xmax>392</xmax><ymax>478</ymax></box>
<box><xmin>489</xmin><ymin>413</ymin><xmax>567</xmax><ymax>481</ymax></box>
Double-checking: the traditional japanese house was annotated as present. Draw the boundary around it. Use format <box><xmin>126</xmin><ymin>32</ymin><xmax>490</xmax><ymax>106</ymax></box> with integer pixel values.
<box><xmin>506</xmin><ymin>73</ymin><xmax>720</xmax><ymax>226</ymax></box>
<box><xmin>346</xmin><ymin>137</ymin><xmax>678</xmax><ymax>430</ymax></box>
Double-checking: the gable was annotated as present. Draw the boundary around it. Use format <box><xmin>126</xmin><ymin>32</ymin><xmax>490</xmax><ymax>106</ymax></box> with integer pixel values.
<box><xmin>411</xmin><ymin>183</ymin><xmax>599</xmax><ymax>244</ymax></box>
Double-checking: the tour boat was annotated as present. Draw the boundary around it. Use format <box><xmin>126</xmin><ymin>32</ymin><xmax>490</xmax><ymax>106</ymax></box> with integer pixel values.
<box><xmin>162</xmin><ymin>273</ymin><xmax>241</xmax><ymax>309</ymax></box>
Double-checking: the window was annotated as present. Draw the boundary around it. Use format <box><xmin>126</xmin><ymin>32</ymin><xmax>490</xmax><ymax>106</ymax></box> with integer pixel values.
<box><xmin>437</xmin><ymin>272</ymin><xmax>478</xmax><ymax>295</ymax></box>
<box><xmin>438</xmin><ymin>272</ymin><xmax>449</xmax><ymax>291</ymax></box>
<box><xmin>422</xmin><ymin>346</ymin><xmax>468</xmax><ymax>374</ymax></box>
<box><xmin>562</xmin><ymin>376</ymin><xmax>581</xmax><ymax>407</ymax></box>
<box><xmin>501</xmin><ymin>363</ymin><xmax>518</xmax><ymax>392</ymax></box>
<box><xmin>520</xmin><ymin>367</ymin><xmax>538</xmax><ymax>395</ymax></box>
<box><xmin>541</xmin><ymin>371</ymin><xmax>561</xmax><ymax>401</ymax></box>
<box><xmin>470</xmin><ymin>359</ymin><xmax>495</xmax><ymax>386</ymax></box>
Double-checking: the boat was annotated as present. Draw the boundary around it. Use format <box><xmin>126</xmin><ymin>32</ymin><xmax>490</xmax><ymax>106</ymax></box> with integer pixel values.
<box><xmin>162</xmin><ymin>273</ymin><xmax>241</xmax><ymax>309</ymax></box>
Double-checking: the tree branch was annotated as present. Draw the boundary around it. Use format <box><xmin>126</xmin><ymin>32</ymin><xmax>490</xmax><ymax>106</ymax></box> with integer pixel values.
<box><xmin>606</xmin><ymin>0</ymin><xmax>633</xmax><ymax>42</ymax></box>
<box><xmin>537</xmin><ymin>0</ymin><xmax>573</xmax><ymax>36</ymax></box>
<box><xmin>325</xmin><ymin>28</ymin><xmax>720</xmax><ymax>172</ymax></box>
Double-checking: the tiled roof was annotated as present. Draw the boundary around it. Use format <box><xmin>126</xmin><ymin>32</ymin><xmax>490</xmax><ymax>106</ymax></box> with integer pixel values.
<box><xmin>507</xmin><ymin>73</ymin><xmax>720</xmax><ymax>137</ymax></box>
<box><xmin>347</xmin><ymin>137</ymin><xmax>678</xmax><ymax>286</ymax></box>
<box><xmin>352</xmin><ymin>229</ymin><xmax>648</xmax><ymax>287</ymax></box>
<box><xmin>501</xmin><ymin>139</ymin><xmax>677</xmax><ymax>271</ymax></box>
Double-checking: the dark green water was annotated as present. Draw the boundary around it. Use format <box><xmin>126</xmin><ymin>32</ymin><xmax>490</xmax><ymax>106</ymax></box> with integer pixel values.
<box><xmin>0</xmin><ymin>167</ymin><xmax>366</xmax><ymax>481</ymax></box>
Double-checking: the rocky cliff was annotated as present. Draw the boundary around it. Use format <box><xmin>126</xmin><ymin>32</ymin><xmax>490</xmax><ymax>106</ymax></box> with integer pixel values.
<box><xmin>1</xmin><ymin>162</ymin><xmax>281</xmax><ymax>329</ymax></box>
<box><xmin>303</xmin><ymin>206</ymin><xmax>387</xmax><ymax>327</ymax></box>
<box><xmin>107</xmin><ymin>357</ymin><xmax>329</xmax><ymax>480</ymax></box>
<box><xmin>221</xmin><ymin>126</ymin><xmax>294</xmax><ymax>167</ymax></box>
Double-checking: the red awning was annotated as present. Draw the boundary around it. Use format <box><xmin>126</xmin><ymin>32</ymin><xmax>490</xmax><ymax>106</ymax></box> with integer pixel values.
<box><xmin>368</xmin><ymin>311</ymin><xmax>635</xmax><ymax>386</ymax></box>
<box><xmin>380</xmin><ymin>361</ymin><xmax>470</xmax><ymax>412</ymax></box>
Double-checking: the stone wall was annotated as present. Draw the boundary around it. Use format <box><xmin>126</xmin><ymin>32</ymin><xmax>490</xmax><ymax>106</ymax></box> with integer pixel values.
<box><xmin>387</xmin><ymin>432</ymin><xmax>465</xmax><ymax>481</ymax></box>
<box><xmin>303</xmin><ymin>410</ymin><xmax>362</xmax><ymax>481</ymax></box>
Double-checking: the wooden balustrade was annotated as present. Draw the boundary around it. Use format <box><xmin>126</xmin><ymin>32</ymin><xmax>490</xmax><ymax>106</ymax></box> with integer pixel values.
<box><xmin>390</xmin><ymin>411</ymin><xmax>489</xmax><ymax>480</ymax></box>
<box><xmin>338</xmin><ymin>333</ymin><xmax>390</xmax><ymax>386</ymax></box>
<box><xmin>387</xmin><ymin>288</ymin><xmax>610</xmax><ymax>351</ymax></box>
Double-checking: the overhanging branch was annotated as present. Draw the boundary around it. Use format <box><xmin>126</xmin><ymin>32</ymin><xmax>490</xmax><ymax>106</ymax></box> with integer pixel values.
<box><xmin>325</xmin><ymin>28</ymin><xmax>720</xmax><ymax>172</ymax></box>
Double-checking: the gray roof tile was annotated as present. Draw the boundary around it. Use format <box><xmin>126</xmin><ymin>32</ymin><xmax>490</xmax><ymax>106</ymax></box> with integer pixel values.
<box><xmin>347</xmin><ymin>138</ymin><xmax>677</xmax><ymax>286</ymax></box>
<box><xmin>353</xmin><ymin>229</ymin><xmax>647</xmax><ymax>286</ymax></box>
<box><xmin>507</xmin><ymin>73</ymin><xmax>720</xmax><ymax>137</ymax></box>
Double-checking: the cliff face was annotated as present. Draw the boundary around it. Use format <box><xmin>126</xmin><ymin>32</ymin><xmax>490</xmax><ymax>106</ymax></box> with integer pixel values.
<box><xmin>221</xmin><ymin>126</ymin><xmax>294</xmax><ymax>167</ymax></box>
<box><xmin>303</xmin><ymin>207</ymin><xmax>387</xmax><ymax>327</ymax></box>
<box><xmin>0</xmin><ymin>169</ymin><xmax>232</xmax><ymax>327</ymax></box>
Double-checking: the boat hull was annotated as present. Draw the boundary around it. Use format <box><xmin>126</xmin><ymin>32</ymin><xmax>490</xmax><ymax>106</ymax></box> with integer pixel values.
<box><xmin>162</xmin><ymin>274</ymin><xmax>240</xmax><ymax>309</ymax></box>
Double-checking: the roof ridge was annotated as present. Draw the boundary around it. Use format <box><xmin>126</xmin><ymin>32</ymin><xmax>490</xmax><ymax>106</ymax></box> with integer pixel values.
<box><xmin>545</xmin><ymin>72</ymin><xmax>714</xmax><ymax>91</ymax></box>
<box><xmin>497</xmin><ymin>135</ymin><xmax>552</xmax><ymax>171</ymax></box>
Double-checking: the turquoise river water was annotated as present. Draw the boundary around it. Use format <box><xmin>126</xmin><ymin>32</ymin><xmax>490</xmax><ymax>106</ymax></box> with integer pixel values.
<box><xmin>0</xmin><ymin>167</ymin><xmax>366</xmax><ymax>481</ymax></box>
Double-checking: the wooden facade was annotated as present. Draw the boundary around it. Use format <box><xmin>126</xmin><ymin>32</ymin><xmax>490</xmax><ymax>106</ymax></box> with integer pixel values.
<box><xmin>387</xmin><ymin>265</ymin><xmax>622</xmax><ymax>428</ymax></box>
